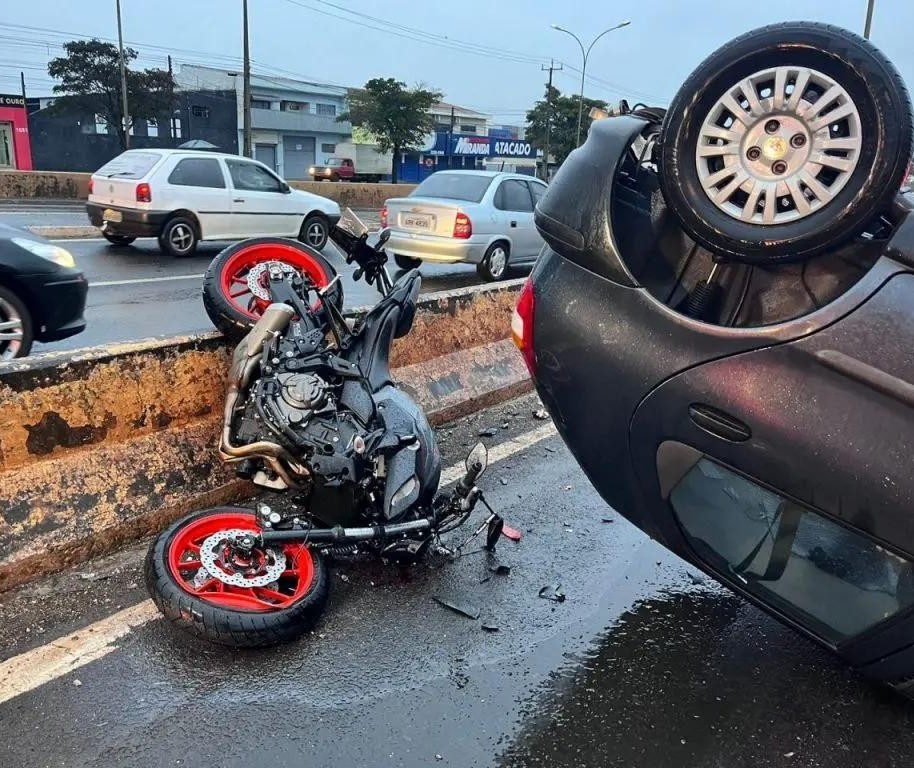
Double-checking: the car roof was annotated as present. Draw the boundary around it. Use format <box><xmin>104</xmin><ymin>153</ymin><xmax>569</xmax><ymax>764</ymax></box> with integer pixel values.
<box><xmin>113</xmin><ymin>148</ymin><xmax>255</xmax><ymax>161</ymax></box>
<box><xmin>426</xmin><ymin>170</ymin><xmax>543</xmax><ymax>181</ymax></box>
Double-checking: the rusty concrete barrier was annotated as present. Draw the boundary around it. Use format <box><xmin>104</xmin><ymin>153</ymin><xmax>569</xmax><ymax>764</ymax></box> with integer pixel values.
<box><xmin>0</xmin><ymin>280</ymin><xmax>527</xmax><ymax>590</ymax></box>
<box><xmin>0</xmin><ymin>170</ymin><xmax>414</xmax><ymax>208</ymax></box>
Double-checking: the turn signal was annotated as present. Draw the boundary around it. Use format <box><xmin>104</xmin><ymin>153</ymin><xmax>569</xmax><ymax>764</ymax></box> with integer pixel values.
<box><xmin>380</xmin><ymin>205</ymin><xmax>388</xmax><ymax>228</ymax></box>
<box><xmin>512</xmin><ymin>278</ymin><xmax>536</xmax><ymax>375</ymax></box>
<box><xmin>136</xmin><ymin>182</ymin><xmax>152</xmax><ymax>203</ymax></box>
<box><xmin>453</xmin><ymin>212</ymin><xmax>472</xmax><ymax>239</ymax></box>
<box><xmin>88</xmin><ymin>178</ymin><xmax>94</xmax><ymax>194</ymax></box>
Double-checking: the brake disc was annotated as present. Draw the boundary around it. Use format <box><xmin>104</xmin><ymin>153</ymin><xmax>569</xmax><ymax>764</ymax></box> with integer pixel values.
<box><xmin>199</xmin><ymin>529</ymin><xmax>287</xmax><ymax>588</ymax></box>
<box><xmin>246</xmin><ymin>261</ymin><xmax>297</xmax><ymax>301</ymax></box>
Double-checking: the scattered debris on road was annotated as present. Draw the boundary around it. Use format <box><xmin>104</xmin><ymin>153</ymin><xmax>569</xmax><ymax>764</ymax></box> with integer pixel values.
<box><xmin>433</xmin><ymin>596</ymin><xmax>481</xmax><ymax>620</ymax></box>
<box><xmin>538</xmin><ymin>584</ymin><xmax>566</xmax><ymax>603</ymax></box>
<box><xmin>478</xmin><ymin>427</ymin><xmax>498</xmax><ymax>437</ymax></box>
<box><xmin>533</xmin><ymin>409</ymin><xmax>549</xmax><ymax>420</ymax></box>
<box><xmin>481</xmin><ymin>623</ymin><xmax>500</xmax><ymax>633</ymax></box>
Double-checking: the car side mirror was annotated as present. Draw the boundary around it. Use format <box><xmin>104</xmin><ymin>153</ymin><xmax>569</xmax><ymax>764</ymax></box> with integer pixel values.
<box><xmin>280</xmin><ymin>182</ymin><xmax>291</xmax><ymax>194</ymax></box>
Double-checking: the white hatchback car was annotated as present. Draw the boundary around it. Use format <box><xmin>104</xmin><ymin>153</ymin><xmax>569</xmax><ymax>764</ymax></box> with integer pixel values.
<box><xmin>86</xmin><ymin>149</ymin><xmax>340</xmax><ymax>257</ymax></box>
<box><xmin>382</xmin><ymin>171</ymin><xmax>547</xmax><ymax>281</ymax></box>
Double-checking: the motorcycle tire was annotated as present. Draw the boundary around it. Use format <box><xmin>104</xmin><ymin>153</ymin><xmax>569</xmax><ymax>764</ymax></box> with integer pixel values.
<box><xmin>145</xmin><ymin>507</ymin><xmax>330</xmax><ymax>648</ymax></box>
<box><xmin>202</xmin><ymin>237</ymin><xmax>344</xmax><ymax>342</ymax></box>
<box><xmin>659</xmin><ymin>22</ymin><xmax>913</xmax><ymax>265</ymax></box>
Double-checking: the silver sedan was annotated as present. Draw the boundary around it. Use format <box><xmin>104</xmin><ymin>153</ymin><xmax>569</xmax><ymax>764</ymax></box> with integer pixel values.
<box><xmin>381</xmin><ymin>170</ymin><xmax>547</xmax><ymax>281</ymax></box>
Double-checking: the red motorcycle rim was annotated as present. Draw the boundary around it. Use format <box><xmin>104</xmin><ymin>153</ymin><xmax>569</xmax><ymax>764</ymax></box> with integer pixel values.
<box><xmin>218</xmin><ymin>242</ymin><xmax>331</xmax><ymax>320</ymax></box>
<box><xmin>166</xmin><ymin>510</ymin><xmax>316</xmax><ymax>612</ymax></box>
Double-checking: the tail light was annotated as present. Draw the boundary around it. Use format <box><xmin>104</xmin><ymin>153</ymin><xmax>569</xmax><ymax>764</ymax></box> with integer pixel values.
<box><xmin>88</xmin><ymin>178</ymin><xmax>94</xmax><ymax>195</ymax></box>
<box><xmin>136</xmin><ymin>182</ymin><xmax>152</xmax><ymax>203</ymax></box>
<box><xmin>380</xmin><ymin>205</ymin><xmax>388</xmax><ymax>228</ymax></box>
<box><xmin>453</xmin><ymin>212</ymin><xmax>472</xmax><ymax>239</ymax></box>
<box><xmin>512</xmin><ymin>277</ymin><xmax>536</xmax><ymax>376</ymax></box>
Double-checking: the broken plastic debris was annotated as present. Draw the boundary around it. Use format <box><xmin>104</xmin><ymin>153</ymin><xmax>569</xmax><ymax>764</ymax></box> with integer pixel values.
<box><xmin>433</xmin><ymin>596</ymin><xmax>481</xmax><ymax>620</ymax></box>
<box><xmin>533</xmin><ymin>409</ymin><xmax>549</xmax><ymax>420</ymax></box>
<box><xmin>601</xmin><ymin>518</ymin><xmax>614</xmax><ymax>523</ymax></box>
<box><xmin>686</xmin><ymin>571</ymin><xmax>706</xmax><ymax>585</ymax></box>
<box><xmin>500</xmin><ymin>478</ymin><xmax>509</xmax><ymax>486</ymax></box>
<box><xmin>478</xmin><ymin>427</ymin><xmax>498</xmax><ymax>437</ymax></box>
<box><xmin>501</xmin><ymin>525</ymin><xmax>523</xmax><ymax>542</ymax></box>
<box><xmin>481</xmin><ymin>623</ymin><xmax>500</xmax><ymax>633</ymax></box>
<box><xmin>538</xmin><ymin>584</ymin><xmax>566</xmax><ymax>602</ymax></box>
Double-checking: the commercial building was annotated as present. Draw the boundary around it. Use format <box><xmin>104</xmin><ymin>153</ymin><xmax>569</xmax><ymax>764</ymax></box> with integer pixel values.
<box><xmin>0</xmin><ymin>93</ymin><xmax>32</xmax><ymax>170</ymax></box>
<box><xmin>178</xmin><ymin>65</ymin><xmax>350</xmax><ymax>179</ymax></box>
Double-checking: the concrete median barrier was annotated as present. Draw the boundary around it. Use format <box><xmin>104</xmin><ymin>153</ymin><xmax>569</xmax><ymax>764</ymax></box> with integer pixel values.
<box><xmin>0</xmin><ymin>280</ymin><xmax>528</xmax><ymax>591</ymax></box>
<box><xmin>0</xmin><ymin>170</ymin><xmax>415</xmax><ymax>210</ymax></box>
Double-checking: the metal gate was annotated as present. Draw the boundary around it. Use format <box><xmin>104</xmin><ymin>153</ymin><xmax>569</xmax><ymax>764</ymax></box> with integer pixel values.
<box><xmin>281</xmin><ymin>135</ymin><xmax>315</xmax><ymax>180</ymax></box>
<box><xmin>254</xmin><ymin>143</ymin><xmax>277</xmax><ymax>171</ymax></box>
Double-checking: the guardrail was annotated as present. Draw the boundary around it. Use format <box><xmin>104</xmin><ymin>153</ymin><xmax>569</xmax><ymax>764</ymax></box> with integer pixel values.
<box><xmin>0</xmin><ymin>280</ymin><xmax>527</xmax><ymax>590</ymax></box>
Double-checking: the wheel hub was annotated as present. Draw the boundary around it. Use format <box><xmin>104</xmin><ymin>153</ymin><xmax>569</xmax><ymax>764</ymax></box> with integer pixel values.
<box><xmin>198</xmin><ymin>529</ymin><xmax>287</xmax><ymax>587</ymax></box>
<box><xmin>695</xmin><ymin>64</ymin><xmax>862</xmax><ymax>226</ymax></box>
<box><xmin>246</xmin><ymin>261</ymin><xmax>296</xmax><ymax>301</ymax></box>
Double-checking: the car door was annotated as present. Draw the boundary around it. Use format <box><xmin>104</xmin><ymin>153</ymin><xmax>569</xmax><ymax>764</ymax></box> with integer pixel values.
<box><xmin>163</xmin><ymin>156</ymin><xmax>232</xmax><ymax>239</ymax></box>
<box><xmin>493</xmin><ymin>178</ymin><xmax>536</xmax><ymax>258</ymax></box>
<box><xmin>225</xmin><ymin>158</ymin><xmax>299</xmax><ymax>237</ymax></box>
<box><xmin>525</xmin><ymin>180</ymin><xmax>548</xmax><ymax>260</ymax></box>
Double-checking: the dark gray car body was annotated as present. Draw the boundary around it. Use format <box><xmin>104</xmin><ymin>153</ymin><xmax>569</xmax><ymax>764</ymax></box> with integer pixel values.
<box><xmin>527</xmin><ymin>115</ymin><xmax>914</xmax><ymax>691</ymax></box>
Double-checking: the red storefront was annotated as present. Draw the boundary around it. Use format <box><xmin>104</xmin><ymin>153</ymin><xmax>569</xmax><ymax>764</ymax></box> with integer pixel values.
<box><xmin>0</xmin><ymin>93</ymin><xmax>33</xmax><ymax>171</ymax></box>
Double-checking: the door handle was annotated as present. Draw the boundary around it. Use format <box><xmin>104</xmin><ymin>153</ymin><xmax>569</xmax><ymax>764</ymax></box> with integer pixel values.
<box><xmin>233</xmin><ymin>197</ymin><xmax>245</xmax><ymax>203</ymax></box>
<box><xmin>510</xmin><ymin>220</ymin><xmax>517</xmax><ymax>227</ymax></box>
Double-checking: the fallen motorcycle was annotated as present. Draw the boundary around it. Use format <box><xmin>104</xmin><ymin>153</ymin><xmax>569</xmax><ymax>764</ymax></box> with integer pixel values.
<box><xmin>145</xmin><ymin>210</ymin><xmax>503</xmax><ymax>647</ymax></box>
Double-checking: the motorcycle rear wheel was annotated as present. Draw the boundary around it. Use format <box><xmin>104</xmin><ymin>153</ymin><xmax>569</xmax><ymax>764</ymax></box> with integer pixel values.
<box><xmin>202</xmin><ymin>238</ymin><xmax>344</xmax><ymax>342</ymax></box>
<box><xmin>145</xmin><ymin>507</ymin><xmax>330</xmax><ymax>648</ymax></box>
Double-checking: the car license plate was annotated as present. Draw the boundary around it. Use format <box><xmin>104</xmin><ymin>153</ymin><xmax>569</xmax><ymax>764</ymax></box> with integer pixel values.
<box><xmin>103</xmin><ymin>208</ymin><xmax>123</xmax><ymax>223</ymax></box>
<box><xmin>402</xmin><ymin>213</ymin><xmax>434</xmax><ymax>230</ymax></box>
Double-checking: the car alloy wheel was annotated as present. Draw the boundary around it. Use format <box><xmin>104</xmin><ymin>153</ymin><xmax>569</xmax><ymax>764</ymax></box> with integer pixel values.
<box><xmin>0</xmin><ymin>295</ymin><xmax>24</xmax><ymax>360</ymax></box>
<box><xmin>488</xmin><ymin>246</ymin><xmax>507</xmax><ymax>277</ymax></box>
<box><xmin>169</xmin><ymin>223</ymin><xmax>194</xmax><ymax>253</ymax></box>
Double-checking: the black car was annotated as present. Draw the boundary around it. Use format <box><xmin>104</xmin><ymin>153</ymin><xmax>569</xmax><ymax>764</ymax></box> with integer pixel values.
<box><xmin>0</xmin><ymin>224</ymin><xmax>88</xmax><ymax>359</ymax></box>
<box><xmin>517</xmin><ymin>24</ymin><xmax>914</xmax><ymax>696</ymax></box>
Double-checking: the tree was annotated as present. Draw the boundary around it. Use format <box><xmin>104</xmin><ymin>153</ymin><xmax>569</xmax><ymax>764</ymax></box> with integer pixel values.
<box><xmin>525</xmin><ymin>85</ymin><xmax>608</xmax><ymax>168</ymax></box>
<box><xmin>47</xmin><ymin>39</ymin><xmax>176</xmax><ymax>150</ymax></box>
<box><xmin>340</xmin><ymin>78</ymin><xmax>441</xmax><ymax>183</ymax></box>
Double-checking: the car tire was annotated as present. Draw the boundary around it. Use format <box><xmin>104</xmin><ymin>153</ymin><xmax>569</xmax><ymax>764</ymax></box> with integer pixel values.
<box><xmin>202</xmin><ymin>237</ymin><xmax>344</xmax><ymax>342</ymax></box>
<box><xmin>103</xmin><ymin>233</ymin><xmax>136</xmax><ymax>246</ymax></box>
<box><xmin>299</xmin><ymin>214</ymin><xmax>329</xmax><ymax>251</ymax></box>
<box><xmin>395</xmin><ymin>254</ymin><xmax>422</xmax><ymax>270</ymax></box>
<box><xmin>145</xmin><ymin>507</ymin><xmax>330</xmax><ymax>648</ymax></box>
<box><xmin>659</xmin><ymin>22</ymin><xmax>913</xmax><ymax>264</ymax></box>
<box><xmin>158</xmin><ymin>216</ymin><xmax>199</xmax><ymax>258</ymax></box>
<box><xmin>0</xmin><ymin>284</ymin><xmax>33</xmax><ymax>360</ymax></box>
<box><xmin>477</xmin><ymin>241</ymin><xmax>510</xmax><ymax>282</ymax></box>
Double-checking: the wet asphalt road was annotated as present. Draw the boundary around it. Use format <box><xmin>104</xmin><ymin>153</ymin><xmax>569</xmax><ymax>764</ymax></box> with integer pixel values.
<box><xmin>2</xmin><ymin>393</ymin><xmax>914</xmax><ymax>768</ymax></box>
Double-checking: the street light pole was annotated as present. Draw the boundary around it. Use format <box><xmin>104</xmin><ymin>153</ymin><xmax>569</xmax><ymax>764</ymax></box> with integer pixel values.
<box><xmin>552</xmin><ymin>20</ymin><xmax>630</xmax><ymax>146</ymax></box>
<box><xmin>116</xmin><ymin>0</ymin><xmax>130</xmax><ymax>148</ymax></box>
<box><xmin>242</xmin><ymin>0</ymin><xmax>252</xmax><ymax>157</ymax></box>
<box><xmin>863</xmin><ymin>0</ymin><xmax>876</xmax><ymax>39</ymax></box>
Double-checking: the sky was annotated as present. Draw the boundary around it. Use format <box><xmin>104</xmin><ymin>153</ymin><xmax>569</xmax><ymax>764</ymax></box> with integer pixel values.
<box><xmin>2</xmin><ymin>0</ymin><xmax>912</xmax><ymax>124</ymax></box>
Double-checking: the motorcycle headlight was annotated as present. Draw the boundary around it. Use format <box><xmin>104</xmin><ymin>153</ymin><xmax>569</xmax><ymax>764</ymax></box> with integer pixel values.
<box><xmin>12</xmin><ymin>237</ymin><xmax>76</xmax><ymax>269</ymax></box>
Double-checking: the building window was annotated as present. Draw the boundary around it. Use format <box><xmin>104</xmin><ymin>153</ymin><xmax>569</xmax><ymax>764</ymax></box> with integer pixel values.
<box><xmin>281</xmin><ymin>100</ymin><xmax>308</xmax><ymax>112</ymax></box>
<box><xmin>434</xmin><ymin>123</ymin><xmax>451</xmax><ymax>133</ymax></box>
<box><xmin>95</xmin><ymin>114</ymin><xmax>110</xmax><ymax>134</ymax></box>
<box><xmin>251</xmin><ymin>99</ymin><xmax>271</xmax><ymax>110</ymax></box>
<box><xmin>191</xmin><ymin>105</ymin><xmax>209</xmax><ymax>119</ymax></box>
<box><xmin>147</xmin><ymin>118</ymin><xmax>159</xmax><ymax>138</ymax></box>
<box><xmin>321</xmin><ymin>143</ymin><xmax>336</xmax><ymax>154</ymax></box>
<box><xmin>460</xmin><ymin>124</ymin><xmax>477</xmax><ymax>134</ymax></box>
<box><xmin>316</xmin><ymin>103</ymin><xmax>336</xmax><ymax>117</ymax></box>
<box><xmin>170</xmin><ymin>117</ymin><xmax>183</xmax><ymax>139</ymax></box>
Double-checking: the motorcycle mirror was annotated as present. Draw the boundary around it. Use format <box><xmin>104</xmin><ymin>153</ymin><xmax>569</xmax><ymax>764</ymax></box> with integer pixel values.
<box><xmin>465</xmin><ymin>442</ymin><xmax>488</xmax><ymax>476</ymax></box>
<box><xmin>377</xmin><ymin>227</ymin><xmax>392</xmax><ymax>247</ymax></box>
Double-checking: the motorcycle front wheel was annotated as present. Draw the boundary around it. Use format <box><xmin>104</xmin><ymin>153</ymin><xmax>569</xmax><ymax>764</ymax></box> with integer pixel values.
<box><xmin>145</xmin><ymin>507</ymin><xmax>330</xmax><ymax>648</ymax></box>
<box><xmin>202</xmin><ymin>238</ymin><xmax>345</xmax><ymax>342</ymax></box>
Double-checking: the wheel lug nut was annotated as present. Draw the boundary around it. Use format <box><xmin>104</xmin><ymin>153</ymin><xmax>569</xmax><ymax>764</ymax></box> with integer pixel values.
<box><xmin>747</xmin><ymin>146</ymin><xmax>762</xmax><ymax>160</ymax></box>
<box><xmin>790</xmin><ymin>133</ymin><xmax>806</xmax><ymax>148</ymax></box>
<box><xmin>765</xmin><ymin>119</ymin><xmax>780</xmax><ymax>134</ymax></box>
<box><xmin>772</xmin><ymin>160</ymin><xmax>788</xmax><ymax>175</ymax></box>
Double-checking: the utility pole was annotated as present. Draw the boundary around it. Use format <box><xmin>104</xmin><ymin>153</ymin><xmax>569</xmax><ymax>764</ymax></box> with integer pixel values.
<box><xmin>20</xmin><ymin>71</ymin><xmax>26</xmax><ymax>104</ymax></box>
<box><xmin>242</xmin><ymin>0</ymin><xmax>252</xmax><ymax>157</ymax></box>
<box><xmin>116</xmin><ymin>0</ymin><xmax>130</xmax><ymax>148</ymax></box>
<box><xmin>448</xmin><ymin>106</ymin><xmax>455</xmax><ymax>170</ymax></box>
<box><xmin>540</xmin><ymin>59</ymin><xmax>562</xmax><ymax>180</ymax></box>
<box><xmin>864</xmin><ymin>0</ymin><xmax>876</xmax><ymax>39</ymax></box>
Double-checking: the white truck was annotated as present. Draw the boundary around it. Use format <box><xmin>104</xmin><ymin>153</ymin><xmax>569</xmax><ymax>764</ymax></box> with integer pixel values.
<box><xmin>308</xmin><ymin>142</ymin><xmax>392</xmax><ymax>183</ymax></box>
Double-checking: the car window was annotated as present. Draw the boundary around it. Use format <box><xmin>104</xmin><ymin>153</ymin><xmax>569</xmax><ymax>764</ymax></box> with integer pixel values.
<box><xmin>495</xmin><ymin>180</ymin><xmax>534</xmax><ymax>212</ymax></box>
<box><xmin>225</xmin><ymin>160</ymin><xmax>283</xmax><ymax>192</ymax></box>
<box><xmin>528</xmin><ymin>181</ymin><xmax>547</xmax><ymax>205</ymax></box>
<box><xmin>410</xmin><ymin>173</ymin><xmax>493</xmax><ymax>202</ymax></box>
<box><xmin>167</xmin><ymin>157</ymin><xmax>226</xmax><ymax>188</ymax></box>
<box><xmin>95</xmin><ymin>151</ymin><xmax>161</xmax><ymax>179</ymax></box>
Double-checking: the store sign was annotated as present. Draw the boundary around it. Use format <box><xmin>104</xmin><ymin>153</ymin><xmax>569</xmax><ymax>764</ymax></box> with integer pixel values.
<box><xmin>452</xmin><ymin>136</ymin><xmax>490</xmax><ymax>155</ymax></box>
<box><xmin>0</xmin><ymin>94</ymin><xmax>25</xmax><ymax>108</ymax></box>
<box><xmin>490</xmin><ymin>139</ymin><xmax>535</xmax><ymax>158</ymax></box>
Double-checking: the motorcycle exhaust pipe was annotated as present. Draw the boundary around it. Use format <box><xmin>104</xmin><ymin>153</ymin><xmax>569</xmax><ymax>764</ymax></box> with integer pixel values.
<box><xmin>259</xmin><ymin>518</ymin><xmax>432</xmax><ymax>545</ymax></box>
